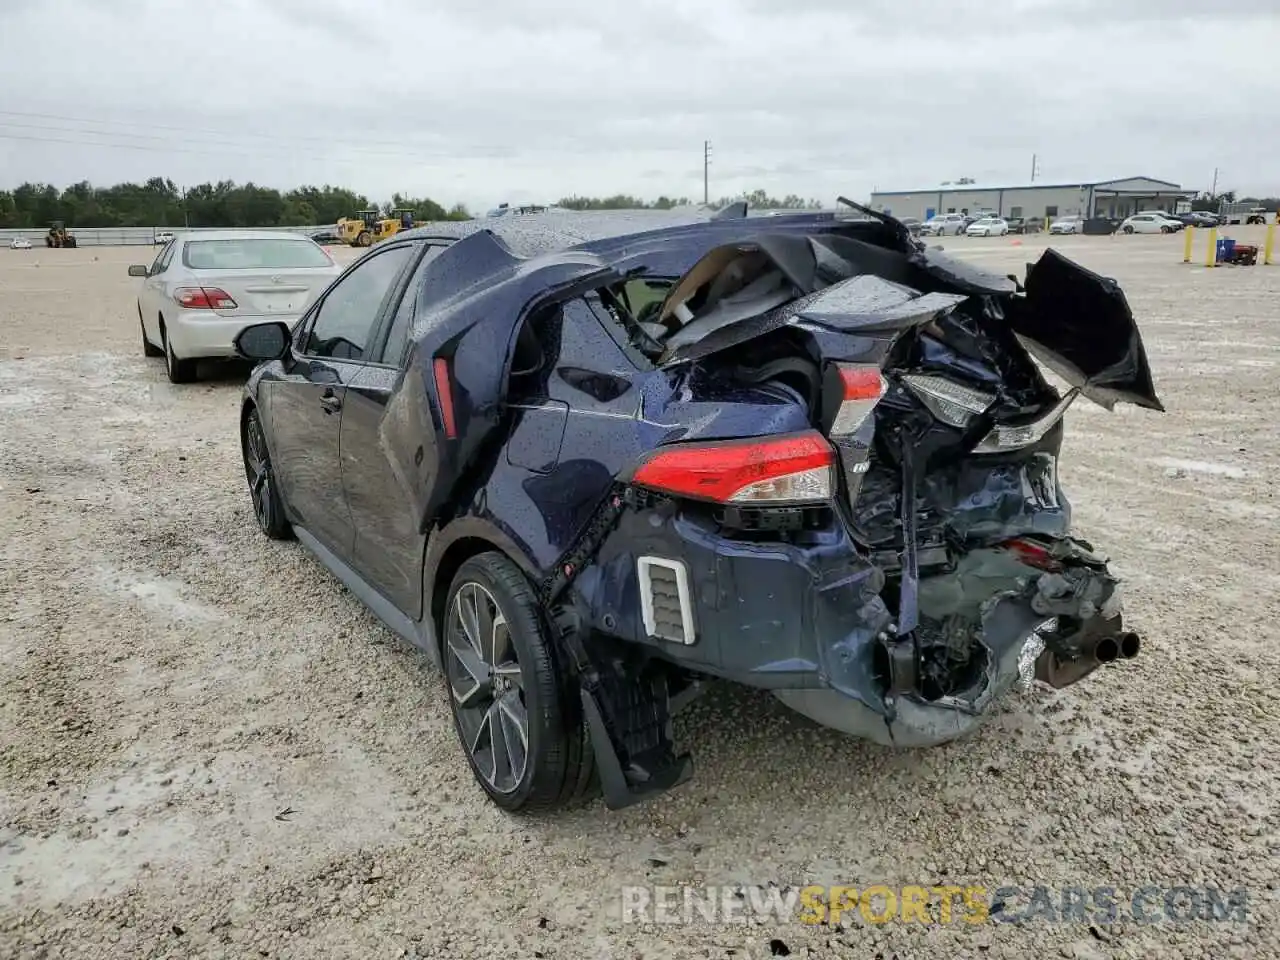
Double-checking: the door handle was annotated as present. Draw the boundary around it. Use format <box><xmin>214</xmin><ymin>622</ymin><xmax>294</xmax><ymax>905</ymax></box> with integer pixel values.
<box><xmin>319</xmin><ymin>390</ymin><xmax>342</xmax><ymax>414</ymax></box>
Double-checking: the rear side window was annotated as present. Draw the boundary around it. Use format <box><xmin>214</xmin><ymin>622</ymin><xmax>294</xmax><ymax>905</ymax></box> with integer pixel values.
<box><xmin>182</xmin><ymin>238</ymin><xmax>332</xmax><ymax>270</ymax></box>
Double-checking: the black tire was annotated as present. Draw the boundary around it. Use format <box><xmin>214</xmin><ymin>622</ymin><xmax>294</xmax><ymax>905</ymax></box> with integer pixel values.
<box><xmin>241</xmin><ymin>407</ymin><xmax>292</xmax><ymax>540</ymax></box>
<box><xmin>441</xmin><ymin>552</ymin><xmax>594</xmax><ymax>813</ymax></box>
<box><xmin>1123</xmin><ymin>225</ymin><xmax>1134</xmax><ymax>234</ymax></box>
<box><xmin>140</xmin><ymin>305</ymin><xmax>163</xmax><ymax>357</ymax></box>
<box><xmin>161</xmin><ymin>321</ymin><xmax>198</xmax><ymax>383</ymax></box>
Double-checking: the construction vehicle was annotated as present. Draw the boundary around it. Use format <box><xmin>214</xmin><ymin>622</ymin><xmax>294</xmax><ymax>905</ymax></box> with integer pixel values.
<box><xmin>371</xmin><ymin>208</ymin><xmax>415</xmax><ymax>244</ymax></box>
<box><xmin>45</xmin><ymin>221</ymin><xmax>78</xmax><ymax>248</ymax></box>
<box><xmin>336</xmin><ymin>210</ymin><xmax>381</xmax><ymax>247</ymax></box>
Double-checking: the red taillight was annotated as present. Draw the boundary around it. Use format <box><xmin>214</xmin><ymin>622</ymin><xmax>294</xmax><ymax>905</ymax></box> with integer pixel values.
<box><xmin>174</xmin><ymin>286</ymin><xmax>237</xmax><ymax>310</ymax></box>
<box><xmin>830</xmin><ymin>362</ymin><xmax>887</xmax><ymax>435</ymax></box>
<box><xmin>840</xmin><ymin>366</ymin><xmax>885</xmax><ymax>401</ymax></box>
<box><xmin>1004</xmin><ymin>537</ymin><xmax>1062</xmax><ymax>571</ymax></box>
<box><xmin>631</xmin><ymin>430</ymin><xmax>835</xmax><ymax>504</ymax></box>
<box><xmin>433</xmin><ymin>357</ymin><xmax>457</xmax><ymax>439</ymax></box>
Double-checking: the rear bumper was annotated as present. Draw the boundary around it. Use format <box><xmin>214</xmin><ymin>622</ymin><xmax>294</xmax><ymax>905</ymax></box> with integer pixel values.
<box><xmin>166</xmin><ymin>311</ymin><xmax>302</xmax><ymax>358</ymax></box>
<box><xmin>578</xmin><ymin>503</ymin><xmax>1127</xmax><ymax>747</ymax></box>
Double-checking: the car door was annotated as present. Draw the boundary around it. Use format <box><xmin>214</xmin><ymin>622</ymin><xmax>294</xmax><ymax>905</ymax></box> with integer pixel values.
<box><xmin>140</xmin><ymin>240</ymin><xmax>177</xmax><ymax>343</ymax></box>
<box><xmin>264</xmin><ymin>242</ymin><xmax>419</xmax><ymax>560</ymax></box>
<box><xmin>338</xmin><ymin>241</ymin><xmax>450</xmax><ymax>617</ymax></box>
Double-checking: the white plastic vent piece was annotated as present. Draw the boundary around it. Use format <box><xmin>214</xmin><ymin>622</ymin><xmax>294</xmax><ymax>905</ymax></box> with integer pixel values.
<box><xmin>636</xmin><ymin>556</ymin><xmax>696</xmax><ymax>645</ymax></box>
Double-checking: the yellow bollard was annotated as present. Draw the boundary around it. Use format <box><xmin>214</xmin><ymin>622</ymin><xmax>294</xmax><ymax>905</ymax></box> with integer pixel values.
<box><xmin>1265</xmin><ymin>223</ymin><xmax>1276</xmax><ymax>266</ymax></box>
<box><xmin>1183</xmin><ymin>226</ymin><xmax>1194</xmax><ymax>263</ymax></box>
<box><xmin>1205</xmin><ymin>227</ymin><xmax>1218</xmax><ymax>268</ymax></box>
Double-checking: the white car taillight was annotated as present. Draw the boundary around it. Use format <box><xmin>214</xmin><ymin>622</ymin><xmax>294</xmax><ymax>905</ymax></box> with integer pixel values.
<box><xmin>901</xmin><ymin>374</ymin><xmax>996</xmax><ymax>428</ymax></box>
<box><xmin>973</xmin><ymin>390</ymin><xmax>1079</xmax><ymax>454</ymax></box>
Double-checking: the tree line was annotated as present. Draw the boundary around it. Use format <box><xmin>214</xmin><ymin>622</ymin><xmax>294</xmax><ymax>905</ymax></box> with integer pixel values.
<box><xmin>0</xmin><ymin>178</ymin><xmax>472</xmax><ymax>229</ymax></box>
<box><xmin>0</xmin><ymin>178</ymin><xmax>829</xmax><ymax>229</ymax></box>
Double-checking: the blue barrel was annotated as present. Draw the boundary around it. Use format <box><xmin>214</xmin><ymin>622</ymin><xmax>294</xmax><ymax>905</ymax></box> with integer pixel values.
<box><xmin>1217</xmin><ymin>237</ymin><xmax>1236</xmax><ymax>262</ymax></box>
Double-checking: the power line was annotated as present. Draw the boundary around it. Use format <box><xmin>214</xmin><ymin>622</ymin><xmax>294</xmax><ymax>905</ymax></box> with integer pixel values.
<box><xmin>0</xmin><ymin>117</ymin><xmax>460</xmax><ymax>160</ymax></box>
<box><xmin>0</xmin><ymin>109</ymin><xmax>456</xmax><ymax>152</ymax></box>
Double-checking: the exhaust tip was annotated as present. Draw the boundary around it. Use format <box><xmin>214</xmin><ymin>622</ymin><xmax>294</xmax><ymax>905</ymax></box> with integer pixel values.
<box><xmin>1095</xmin><ymin>636</ymin><xmax>1120</xmax><ymax>663</ymax></box>
<box><xmin>1119</xmin><ymin>632</ymin><xmax>1141</xmax><ymax>660</ymax></box>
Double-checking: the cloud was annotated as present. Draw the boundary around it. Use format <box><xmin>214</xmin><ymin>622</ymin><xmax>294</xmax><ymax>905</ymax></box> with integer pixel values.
<box><xmin>1</xmin><ymin>0</ymin><xmax>1278</xmax><ymax>210</ymax></box>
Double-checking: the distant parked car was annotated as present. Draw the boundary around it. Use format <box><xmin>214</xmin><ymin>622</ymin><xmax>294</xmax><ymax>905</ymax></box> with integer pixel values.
<box><xmin>965</xmin><ymin>217</ymin><xmax>1010</xmax><ymax>237</ymax></box>
<box><xmin>128</xmin><ymin>230</ymin><xmax>343</xmax><ymax>384</ymax></box>
<box><xmin>154</xmin><ymin>231</ymin><xmax>175</xmax><ymax>246</ymax></box>
<box><xmin>897</xmin><ymin>217</ymin><xmax>923</xmax><ymax>236</ymax></box>
<box><xmin>1135</xmin><ymin>211</ymin><xmax>1185</xmax><ymax>231</ymax></box>
<box><xmin>921</xmin><ymin>213</ymin><xmax>966</xmax><ymax>236</ymax></box>
<box><xmin>1119</xmin><ymin>214</ymin><xmax>1180</xmax><ymax>234</ymax></box>
<box><xmin>1177</xmin><ymin>212</ymin><xmax>1220</xmax><ymax>229</ymax></box>
<box><xmin>1049</xmin><ymin>216</ymin><xmax>1084</xmax><ymax>235</ymax></box>
<box><xmin>1004</xmin><ymin>217</ymin><xmax>1026</xmax><ymax>234</ymax></box>
<box><xmin>9</xmin><ymin>236</ymin><xmax>32</xmax><ymax>250</ymax></box>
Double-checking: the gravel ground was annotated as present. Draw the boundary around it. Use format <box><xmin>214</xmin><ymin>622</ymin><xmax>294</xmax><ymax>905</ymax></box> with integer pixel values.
<box><xmin>1</xmin><ymin>230</ymin><xmax>1277</xmax><ymax>959</ymax></box>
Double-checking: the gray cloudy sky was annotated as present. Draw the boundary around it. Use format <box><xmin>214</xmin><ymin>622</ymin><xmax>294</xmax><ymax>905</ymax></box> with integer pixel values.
<box><xmin>3</xmin><ymin>0</ymin><xmax>1279</xmax><ymax>209</ymax></box>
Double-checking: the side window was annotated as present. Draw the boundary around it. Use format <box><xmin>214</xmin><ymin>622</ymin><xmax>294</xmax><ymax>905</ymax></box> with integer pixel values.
<box><xmin>149</xmin><ymin>240</ymin><xmax>174</xmax><ymax>275</ymax></box>
<box><xmin>379</xmin><ymin>244</ymin><xmax>449</xmax><ymax>367</ymax></box>
<box><xmin>304</xmin><ymin>245</ymin><xmax>416</xmax><ymax>361</ymax></box>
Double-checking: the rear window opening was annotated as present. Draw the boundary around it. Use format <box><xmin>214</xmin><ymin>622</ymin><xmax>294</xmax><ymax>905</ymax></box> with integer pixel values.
<box><xmin>182</xmin><ymin>238</ymin><xmax>332</xmax><ymax>270</ymax></box>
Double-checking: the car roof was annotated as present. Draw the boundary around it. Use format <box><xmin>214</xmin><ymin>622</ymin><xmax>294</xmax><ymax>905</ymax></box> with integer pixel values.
<box><xmin>392</xmin><ymin>207</ymin><xmax>914</xmax><ymax>346</ymax></box>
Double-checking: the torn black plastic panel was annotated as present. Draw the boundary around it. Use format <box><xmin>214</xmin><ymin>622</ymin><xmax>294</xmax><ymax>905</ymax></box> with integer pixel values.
<box><xmin>1004</xmin><ymin>249</ymin><xmax>1164</xmax><ymax>412</ymax></box>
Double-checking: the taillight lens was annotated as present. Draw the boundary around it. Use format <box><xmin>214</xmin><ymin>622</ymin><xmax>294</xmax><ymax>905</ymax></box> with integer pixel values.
<box><xmin>829</xmin><ymin>363</ymin><xmax>887</xmax><ymax>435</ymax></box>
<box><xmin>432</xmin><ymin>357</ymin><xmax>457</xmax><ymax>439</ymax></box>
<box><xmin>901</xmin><ymin>373</ymin><xmax>995</xmax><ymax>428</ymax></box>
<box><xmin>631</xmin><ymin>431</ymin><xmax>835</xmax><ymax>504</ymax></box>
<box><xmin>174</xmin><ymin>286</ymin><xmax>237</xmax><ymax>310</ymax></box>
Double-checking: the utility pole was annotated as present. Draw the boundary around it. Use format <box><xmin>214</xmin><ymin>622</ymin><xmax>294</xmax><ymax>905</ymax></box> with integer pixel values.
<box><xmin>181</xmin><ymin>186</ymin><xmax>190</xmax><ymax>228</ymax></box>
<box><xmin>703</xmin><ymin>140</ymin><xmax>711</xmax><ymax>205</ymax></box>
<box><xmin>1210</xmin><ymin>167</ymin><xmax>1219</xmax><ymax>197</ymax></box>
<box><xmin>1030</xmin><ymin>154</ymin><xmax>1039</xmax><ymax>182</ymax></box>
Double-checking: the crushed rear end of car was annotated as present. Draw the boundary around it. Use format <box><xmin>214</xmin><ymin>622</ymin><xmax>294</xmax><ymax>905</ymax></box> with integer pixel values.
<box><xmin>536</xmin><ymin>214</ymin><xmax>1162</xmax><ymax>807</ymax></box>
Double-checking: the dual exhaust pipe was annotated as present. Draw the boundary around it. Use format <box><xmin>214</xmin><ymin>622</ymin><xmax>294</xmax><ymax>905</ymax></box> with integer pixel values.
<box><xmin>1093</xmin><ymin>631</ymin><xmax>1142</xmax><ymax>664</ymax></box>
<box><xmin>1035</xmin><ymin>629</ymin><xmax>1141</xmax><ymax>689</ymax></box>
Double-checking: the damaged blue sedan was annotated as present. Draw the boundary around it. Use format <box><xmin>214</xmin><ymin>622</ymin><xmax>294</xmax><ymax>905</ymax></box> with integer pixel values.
<box><xmin>233</xmin><ymin>202</ymin><xmax>1161</xmax><ymax>812</ymax></box>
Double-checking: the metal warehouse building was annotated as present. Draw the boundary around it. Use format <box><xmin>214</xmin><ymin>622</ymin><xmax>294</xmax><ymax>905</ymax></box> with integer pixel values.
<box><xmin>868</xmin><ymin>176</ymin><xmax>1196</xmax><ymax>223</ymax></box>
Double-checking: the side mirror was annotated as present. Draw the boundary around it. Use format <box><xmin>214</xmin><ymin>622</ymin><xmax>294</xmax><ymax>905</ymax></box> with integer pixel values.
<box><xmin>127</xmin><ymin>264</ymin><xmax>148</xmax><ymax>277</ymax></box>
<box><xmin>233</xmin><ymin>321</ymin><xmax>292</xmax><ymax>361</ymax></box>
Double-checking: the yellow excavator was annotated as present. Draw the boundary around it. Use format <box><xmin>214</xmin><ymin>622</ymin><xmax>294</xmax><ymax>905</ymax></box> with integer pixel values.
<box><xmin>45</xmin><ymin>221</ymin><xmax>78</xmax><ymax>248</ymax></box>
<box><xmin>337</xmin><ymin>209</ymin><xmax>381</xmax><ymax>247</ymax></box>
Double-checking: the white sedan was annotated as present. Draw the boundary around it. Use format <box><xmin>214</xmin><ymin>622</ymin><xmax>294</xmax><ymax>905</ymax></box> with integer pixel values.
<box><xmin>129</xmin><ymin>231</ymin><xmax>343</xmax><ymax>383</ymax></box>
<box><xmin>920</xmin><ymin>214</ymin><xmax>967</xmax><ymax>236</ymax></box>
<box><xmin>1119</xmin><ymin>214</ymin><xmax>1181</xmax><ymax>235</ymax></box>
<box><xmin>965</xmin><ymin>217</ymin><xmax>1009</xmax><ymax>237</ymax></box>
<box><xmin>9</xmin><ymin>236</ymin><xmax>32</xmax><ymax>249</ymax></box>
<box><xmin>1049</xmin><ymin>216</ymin><xmax>1084</xmax><ymax>235</ymax></box>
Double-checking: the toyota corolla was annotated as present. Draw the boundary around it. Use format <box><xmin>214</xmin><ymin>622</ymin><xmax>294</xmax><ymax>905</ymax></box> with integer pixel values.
<box><xmin>231</xmin><ymin>204</ymin><xmax>1160</xmax><ymax>813</ymax></box>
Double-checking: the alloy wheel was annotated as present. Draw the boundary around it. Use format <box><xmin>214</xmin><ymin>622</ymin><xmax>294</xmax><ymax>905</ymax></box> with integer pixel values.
<box><xmin>445</xmin><ymin>581</ymin><xmax>529</xmax><ymax>794</ymax></box>
<box><xmin>243</xmin><ymin>414</ymin><xmax>276</xmax><ymax>533</ymax></box>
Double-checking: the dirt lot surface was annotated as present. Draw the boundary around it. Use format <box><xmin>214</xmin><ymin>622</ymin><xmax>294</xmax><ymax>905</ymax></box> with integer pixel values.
<box><xmin>2</xmin><ymin>229</ymin><xmax>1278</xmax><ymax>959</ymax></box>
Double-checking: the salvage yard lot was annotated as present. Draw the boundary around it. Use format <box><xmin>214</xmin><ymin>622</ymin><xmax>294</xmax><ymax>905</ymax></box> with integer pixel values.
<box><xmin>1</xmin><ymin>230</ymin><xmax>1277</xmax><ymax>958</ymax></box>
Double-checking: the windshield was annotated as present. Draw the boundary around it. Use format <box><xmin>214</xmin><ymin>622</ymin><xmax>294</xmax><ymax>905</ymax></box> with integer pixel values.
<box><xmin>182</xmin><ymin>238</ymin><xmax>332</xmax><ymax>270</ymax></box>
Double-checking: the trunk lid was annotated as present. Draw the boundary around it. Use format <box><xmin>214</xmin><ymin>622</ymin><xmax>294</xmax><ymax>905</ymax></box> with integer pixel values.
<box><xmin>190</xmin><ymin>267</ymin><xmax>333</xmax><ymax>318</ymax></box>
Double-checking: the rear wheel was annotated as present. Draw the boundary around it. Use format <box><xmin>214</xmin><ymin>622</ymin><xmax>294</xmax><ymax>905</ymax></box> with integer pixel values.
<box><xmin>1123</xmin><ymin>225</ymin><xmax>1134</xmax><ymax>234</ymax></box>
<box><xmin>356</xmin><ymin>231</ymin><xmax>372</xmax><ymax>247</ymax></box>
<box><xmin>241</xmin><ymin>407</ymin><xmax>292</xmax><ymax>540</ymax></box>
<box><xmin>161</xmin><ymin>321</ymin><xmax>198</xmax><ymax>384</ymax></box>
<box><xmin>442</xmin><ymin>552</ymin><xmax>594</xmax><ymax>813</ymax></box>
